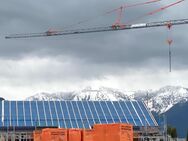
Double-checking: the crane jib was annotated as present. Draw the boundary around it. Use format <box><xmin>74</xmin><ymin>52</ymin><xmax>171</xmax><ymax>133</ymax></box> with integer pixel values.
<box><xmin>5</xmin><ymin>19</ymin><xmax>188</xmax><ymax>39</ymax></box>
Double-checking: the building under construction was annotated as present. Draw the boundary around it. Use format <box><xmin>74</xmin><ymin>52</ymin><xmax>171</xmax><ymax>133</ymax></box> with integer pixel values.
<box><xmin>0</xmin><ymin>99</ymin><xmax>162</xmax><ymax>141</ymax></box>
<box><xmin>2</xmin><ymin>0</ymin><xmax>188</xmax><ymax>140</ymax></box>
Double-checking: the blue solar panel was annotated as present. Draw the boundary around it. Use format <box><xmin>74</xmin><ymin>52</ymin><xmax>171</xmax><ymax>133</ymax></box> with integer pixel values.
<box><xmin>77</xmin><ymin>102</ymin><xmax>89</xmax><ymax>128</ymax></box>
<box><xmin>71</xmin><ymin>101</ymin><xmax>84</xmax><ymax>128</ymax></box>
<box><xmin>112</xmin><ymin>101</ymin><xmax>127</xmax><ymax>123</ymax></box>
<box><xmin>55</xmin><ymin>101</ymin><xmax>65</xmax><ymax>128</ymax></box>
<box><xmin>82</xmin><ymin>101</ymin><xmax>94</xmax><ymax>127</ymax></box>
<box><xmin>106</xmin><ymin>101</ymin><xmax>120</xmax><ymax>123</ymax></box>
<box><xmin>137</xmin><ymin>101</ymin><xmax>156</xmax><ymax>126</ymax></box>
<box><xmin>17</xmin><ymin>101</ymin><xmax>25</xmax><ymax>126</ymax></box>
<box><xmin>11</xmin><ymin>101</ymin><xmax>17</xmax><ymax>126</ymax></box>
<box><xmin>119</xmin><ymin>101</ymin><xmax>135</xmax><ymax>125</ymax></box>
<box><xmin>93</xmin><ymin>101</ymin><xmax>107</xmax><ymax>123</ymax></box>
<box><xmin>0</xmin><ymin>100</ymin><xmax>158</xmax><ymax>128</ymax></box>
<box><xmin>49</xmin><ymin>101</ymin><xmax>59</xmax><ymax>127</ymax></box>
<box><xmin>87</xmin><ymin>101</ymin><xmax>100</xmax><ymax>124</ymax></box>
<box><xmin>0</xmin><ymin>101</ymin><xmax>2</xmax><ymax>126</ymax></box>
<box><xmin>24</xmin><ymin>101</ymin><xmax>32</xmax><ymax>126</ymax></box>
<box><xmin>100</xmin><ymin>101</ymin><xmax>113</xmax><ymax>123</ymax></box>
<box><xmin>126</xmin><ymin>101</ymin><xmax>142</xmax><ymax>126</ymax></box>
<box><xmin>66</xmin><ymin>101</ymin><xmax>77</xmax><ymax>128</ymax></box>
<box><xmin>4</xmin><ymin>101</ymin><xmax>10</xmax><ymax>126</ymax></box>
<box><xmin>37</xmin><ymin>101</ymin><xmax>46</xmax><ymax>126</ymax></box>
<box><xmin>131</xmin><ymin>101</ymin><xmax>144</xmax><ymax>125</ymax></box>
<box><xmin>31</xmin><ymin>101</ymin><xmax>39</xmax><ymax>126</ymax></box>
<box><xmin>61</xmin><ymin>101</ymin><xmax>71</xmax><ymax>128</ymax></box>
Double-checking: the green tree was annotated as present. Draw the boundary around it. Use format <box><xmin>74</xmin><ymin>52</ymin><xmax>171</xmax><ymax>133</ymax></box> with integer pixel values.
<box><xmin>167</xmin><ymin>126</ymin><xmax>172</xmax><ymax>135</ymax></box>
<box><xmin>186</xmin><ymin>130</ymin><xmax>188</xmax><ymax>141</ymax></box>
<box><xmin>167</xmin><ymin>126</ymin><xmax>177</xmax><ymax>139</ymax></box>
<box><xmin>171</xmin><ymin>128</ymin><xmax>177</xmax><ymax>138</ymax></box>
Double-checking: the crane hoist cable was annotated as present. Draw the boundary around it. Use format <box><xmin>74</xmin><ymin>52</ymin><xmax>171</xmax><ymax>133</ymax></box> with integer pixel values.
<box><xmin>166</xmin><ymin>23</ymin><xmax>173</xmax><ymax>72</ymax></box>
<box><xmin>124</xmin><ymin>0</ymin><xmax>185</xmax><ymax>25</ymax></box>
<box><xmin>106</xmin><ymin>0</ymin><xmax>161</xmax><ymax>14</ymax></box>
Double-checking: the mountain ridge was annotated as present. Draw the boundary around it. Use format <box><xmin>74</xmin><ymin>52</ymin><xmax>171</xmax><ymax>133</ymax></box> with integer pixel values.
<box><xmin>26</xmin><ymin>85</ymin><xmax>188</xmax><ymax>114</ymax></box>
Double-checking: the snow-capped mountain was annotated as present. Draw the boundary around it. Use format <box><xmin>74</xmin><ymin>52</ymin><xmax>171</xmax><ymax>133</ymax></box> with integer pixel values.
<box><xmin>73</xmin><ymin>87</ymin><xmax>133</xmax><ymax>101</ymax></box>
<box><xmin>133</xmin><ymin>86</ymin><xmax>188</xmax><ymax>113</ymax></box>
<box><xmin>26</xmin><ymin>86</ymin><xmax>133</xmax><ymax>101</ymax></box>
<box><xmin>27</xmin><ymin>92</ymin><xmax>75</xmax><ymax>101</ymax></box>
<box><xmin>26</xmin><ymin>86</ymin><xmax>188</xmax><ymax>114</ymax></box>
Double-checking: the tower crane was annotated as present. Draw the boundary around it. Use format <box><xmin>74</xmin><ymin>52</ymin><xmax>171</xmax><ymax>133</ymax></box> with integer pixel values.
<box><xmin>5</xmin><ymin>18</ymin><xmax>188</xmax><ymax>39</ymax></box>
<box><xmin>5</xmin><ymin>0</ymin><xmax>187</xmax><ymax>39</ymax></box>
<box><xmin>4</xmin><ymin>0</ymin><xmax>188</xmax><ymax>72</ymax></box>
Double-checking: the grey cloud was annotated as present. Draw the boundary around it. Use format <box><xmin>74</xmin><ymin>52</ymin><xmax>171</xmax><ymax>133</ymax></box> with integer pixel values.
<box><xmin>0</xmin><ymin>0</ymin><xmax>187</xmax><ymax>99</ymax></box>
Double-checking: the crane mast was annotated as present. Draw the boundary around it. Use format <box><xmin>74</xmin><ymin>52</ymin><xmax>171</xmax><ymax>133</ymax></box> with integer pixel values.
<box><xmin>5</xmin><ymin>19</ymin><xmax>188</xmax><ymax>39</ymax></box>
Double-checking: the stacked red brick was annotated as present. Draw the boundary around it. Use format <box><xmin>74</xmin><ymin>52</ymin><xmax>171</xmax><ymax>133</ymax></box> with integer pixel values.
<box><xmin>33</xmin><ymin>123</ymin><xmax>133</xmax><ymax>141</ymax></box>
<box><xmin>93</xmin><ymin>123</ymin><xmax>133</xmax><ymax>141</ymax></box>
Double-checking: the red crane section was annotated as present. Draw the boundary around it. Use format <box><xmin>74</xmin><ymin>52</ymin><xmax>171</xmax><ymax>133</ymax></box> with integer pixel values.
<box><xmin>107</xmin><ymin>0</ymin><xmax>161</xmax><ymax>28</ymax></box>
<box><xmin>106</xmin><ymin>0</ymin><xmax>161</xmax><ymax>14</ymax></box>
<box><xmin>148</xmin><ymin>0</ymin><xmax>184</xmax><ymax>15</ymax></box>
<box><xmin>125</xmin><ymin>0</ymin><xmax>185</xmax><ymax>25</ymax></box>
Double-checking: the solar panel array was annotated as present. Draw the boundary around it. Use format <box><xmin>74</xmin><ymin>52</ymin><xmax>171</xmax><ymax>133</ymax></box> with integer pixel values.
<box><xmin>0</xmin><ymin>100</ymin><xmax>158</xmax><ymax>128</ymax></box>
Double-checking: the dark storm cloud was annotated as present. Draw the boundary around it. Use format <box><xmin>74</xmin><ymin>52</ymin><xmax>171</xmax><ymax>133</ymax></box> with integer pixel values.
<box><xmin>0</xmin><ymin>0</ymin><xmax>187</xmax><ymax>77</ymax></box>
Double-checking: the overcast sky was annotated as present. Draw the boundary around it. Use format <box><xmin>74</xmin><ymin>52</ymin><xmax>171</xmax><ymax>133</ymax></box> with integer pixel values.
<box><xmin>0</xmin><ymin>0</ymin><xmax>188</xmax><ymax>100</ymax></box>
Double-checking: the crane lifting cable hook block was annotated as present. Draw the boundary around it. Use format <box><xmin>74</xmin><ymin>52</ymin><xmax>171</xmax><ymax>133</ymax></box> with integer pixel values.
<box><xmin>166</xmin><ymin>23</ymin><xmax>173</xmax><ymax>72</ymax></box>
<box><xmin>167</xmin><ymin>23</ymin><xmax>172</xmax><ymax>30</ymax></box>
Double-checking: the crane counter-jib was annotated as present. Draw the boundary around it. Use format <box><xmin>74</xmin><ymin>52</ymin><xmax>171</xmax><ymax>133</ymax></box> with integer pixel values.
<box><xmin>5</xmin><ymin>19</ymin><xmax>188</xmax><ymax>39</ymax></box>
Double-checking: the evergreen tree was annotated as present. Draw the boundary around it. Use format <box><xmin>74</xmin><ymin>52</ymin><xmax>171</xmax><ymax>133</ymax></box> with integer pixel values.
<box><xmin>167</xmin><ymin>126</ymin><xmax>177</xmax><ymax>139</ymax></box>
<box><xmin>167</xmin><ymin>126</ymin><xmax>172</xmax><ymax>135</ymax></box>
<box><xmin>171</xmin><ymin>128</ymin><xmax>177</xmax><ymax>138</ymax></box>
<box><xmin>186</xmin><ymin>130</ymin><xmax>188</xmax><ymax>141</ymax></box>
